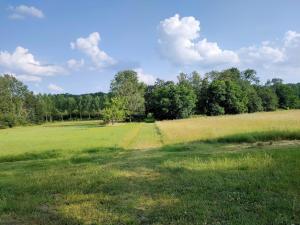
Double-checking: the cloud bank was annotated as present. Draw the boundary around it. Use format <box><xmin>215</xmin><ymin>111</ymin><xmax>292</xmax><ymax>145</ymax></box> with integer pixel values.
<box><xmin>0</xmin><ymin>46</ymin><xmax>65</xmax><ymax>82</ymax></box>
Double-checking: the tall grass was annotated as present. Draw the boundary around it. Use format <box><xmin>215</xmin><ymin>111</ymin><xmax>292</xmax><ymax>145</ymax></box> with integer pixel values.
<box><xmin>157</xmin><ymin>110</ymin><xmax>300</xmax><ymax>144</ymax></box>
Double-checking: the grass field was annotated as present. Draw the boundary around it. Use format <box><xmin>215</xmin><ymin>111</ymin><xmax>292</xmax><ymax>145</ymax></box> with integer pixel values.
<box><xmin>0</xmin><ymin>110</ymin><xmax>300</xmax><ymax>224</ymax></box>
<box><xmin>157</xmin><ymin>110</ymin><xmax>300</xmax><ymax>144</ymax></box>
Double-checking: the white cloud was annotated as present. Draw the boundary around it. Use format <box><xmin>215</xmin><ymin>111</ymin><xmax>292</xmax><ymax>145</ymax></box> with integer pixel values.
<box><xmin>67</xmin><ymin>58</ymin><xmax>84</xmax><ymax>70</ymax></box>
<box><xmin>134</xmin><ymin>68</ymin><xmax>156</xmax><ymax>85</ymax></box>
<box><xmin>0</xmin><ymin>46</ymin><xmax>65</xmax><ymax>81</ymax></box>
<box><xmin>15</xmin><ymin>74</ymin><xmax>42</xmax><ymax>82</ymax></box>
<box><xmin>238</xmin><ymin>44</ymin><xmax>285</xmax><ymax>66</ymax></box>
<box><xmin>4</xmin><ymin>72</ymin><xmax>42</xmax><ymax>83</ymax></box>
<box><xmin>8</xmin><ymin>5</ymin><xmax>44</xmax><ymax>19</ymax></box>
<box><xmin>284</xmin><ymin>30</ymin><xmax>300</xmax><ymax>47</ymax></box>
<box><xmin>158</xmin><ymin>14</ymin><xmax>239</xmax><ymax>66</ymax></box>
<box><xmin>237</xmin><ymin>30</ymin><xmax>300</xmax><ymax>81</ymax></box>
<box><xmin>70</xmin><ymin>32</ymin><xmax>116</xmax><ymax>69</ymax></box>
<box><xmin>158</xmin><ymin>14</ymin><xmax>300</xmax><ymax>82</ymax></box>
<box><xmin>48</xmin><ymin>83</ymin><xmax>64</xmax><ymax>93</ymax></box>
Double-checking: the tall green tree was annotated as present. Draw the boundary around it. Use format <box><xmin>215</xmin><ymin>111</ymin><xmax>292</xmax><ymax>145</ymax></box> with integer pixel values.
<box><xmin>101</xmin><ymin>96</ymin><xmax>126</xmax><ymax>124</ymax></box>
<box><xmin>145</xmin><ymin>78</ymin><xmax>196</xmax><ymax>120</ymax></box>
<box><xmin>0</xmin><ymin>75</ymin><xmax>41</xmax><ymax>127</ymax></box>
<box><xmin>257</xmin><ymin>87</ymin><xmax>278</xmax><ymax>111</ymax></box>
<box><xmin>110</xmin><ymin>70</ymin><xmax>145</xmax><ymax>121</ymax></box>
<box><xmin>66</xmin><ymin>97</ymin><xmax>76</xmax><ymax>119</ymax></box>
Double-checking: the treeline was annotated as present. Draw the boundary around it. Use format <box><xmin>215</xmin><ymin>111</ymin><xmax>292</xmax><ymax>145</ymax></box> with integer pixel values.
<box><xmin>0</xmin><ymin>68</ymin><xmax>300</xmax><ymax>127</ymax></box>
<box><xmin>0</xmin><ymin>75</ymin><xmax>108</xmax><ymax>128</ymax></box>
<box><xmin>36</xmin><ymin>92</ymin><xmax>107</xmax><ymax>122</ymax></box>
<box><xmin>145</xmin><ymin>68</ymin><xmax>300</xmax><ymax>119</ymax></box>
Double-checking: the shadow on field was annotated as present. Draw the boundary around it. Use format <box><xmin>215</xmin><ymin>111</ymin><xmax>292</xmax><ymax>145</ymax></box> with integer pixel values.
<box><xmin>43</xmin><ymin>122</ymin><xmax>104</xmax><ymax>129</ymax></box>
<box><xmin>204</xmin><ymin>130</ymin><xmax>300</xmax><ymax>144</ymax></box>
<box><xmin>0</xmin><ymin>149</ymin><xmax>60</xmax><ymax>163</ymax></box>
<box><xmin>0</xmin><ymin>137</ymin><xmax>299</xmax><ymax>224</ymax></box>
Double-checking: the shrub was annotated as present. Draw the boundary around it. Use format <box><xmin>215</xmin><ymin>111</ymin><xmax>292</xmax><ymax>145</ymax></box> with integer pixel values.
<box><xmin>208</xmin><ymin>103</ymin><xmax>225</xmax><ymax>116</ymax></box>
<box><xmin>0</xmin><ymin>114</ymin><xmax>17</xmax><ymax>128</ymax></box>
<box><xmin>144</xmin><ymin>113</ymin><xmax>155</xmax><ymax>123</ymax></box>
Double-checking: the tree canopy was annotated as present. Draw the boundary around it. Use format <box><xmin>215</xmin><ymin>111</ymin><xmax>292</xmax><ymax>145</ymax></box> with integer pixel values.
<box><xmin>1</xmin><ymin>68</ymin><xmax>300</xmax><ymax>128</ymax></box>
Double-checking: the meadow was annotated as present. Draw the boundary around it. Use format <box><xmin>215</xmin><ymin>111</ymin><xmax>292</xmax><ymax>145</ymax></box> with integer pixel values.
<box><xmin>0</xmin><ymin>110</ymin><xmax>300</xmax><ymax>224</ymax></box>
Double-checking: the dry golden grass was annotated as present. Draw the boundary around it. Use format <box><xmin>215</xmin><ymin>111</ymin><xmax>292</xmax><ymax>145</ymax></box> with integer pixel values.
<box><xmin>157</xmin><ymin>110</ymin><xmax>300</xmax><ymax>145</ymax></box>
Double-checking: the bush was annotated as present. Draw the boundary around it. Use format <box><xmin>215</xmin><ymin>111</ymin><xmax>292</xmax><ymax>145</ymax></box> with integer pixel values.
<box><xmin>144</xmin><ymin>113</ymin><xmax>155</xmax><ymax>123</ymax></box>
<box><xmin>208</xmin><ymin>103</ymin><xmax>225</xmax><ymax>116</ymax></box>
<box><xmin>0</xmin><ymin>114</ymin><xmax>17</xmax><ymax>128</ymax></box>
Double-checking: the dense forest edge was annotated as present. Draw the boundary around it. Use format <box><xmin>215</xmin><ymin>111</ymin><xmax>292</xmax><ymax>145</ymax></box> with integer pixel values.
<box><xmin>1</xmin><ymin>67</ymin><xmax>300</xmax><ymax>128</ymax></box>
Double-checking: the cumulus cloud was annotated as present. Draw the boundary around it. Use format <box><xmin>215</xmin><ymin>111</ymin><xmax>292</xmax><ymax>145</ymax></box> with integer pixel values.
<box><xmin>8</xmin><ymin>5</ymin><xmax>44</xmax><ymax>19</ymax></box>
<box><xmin>134</xmin><ymin>68</ymin><xmax>156</xmax><ymax>85</ymax></box>
<box><xmin>4</xmin><ymin>72</ymin><xmax>42</xmax><ymax>83</ymax></box>
<box><xmin>158</xmin><ymin>14</ymin><xmax>239</xmax><ymax>66</ymax></box>
<box><xmin>158</xmin><ymin>14</ymin><xmax>300</xmax><ymax>81</ymax></box>
<box><xmin>67</xmin><ymin>58</ymin><xmax>84</xmax><ymax>70</ymax></box>
<box><xmin>15</xmin><ymin>74</ymin><xmax>42</xmax><ymax>82</ymax></box>
<box><xmin>0</xmin><ymin>46</ymin><xmax>65</xmax><ymax>83</ymax></box>
<box><xmin>48</xmin><ymin>83</ymin><xmax>64</xmax><ymax>93</ymax></box>
<box><xmin>284</xmin><ymin>30</ymin><xmax>300</xmax><ymax>47</ymax></box>
<box><xmin>238</xmin><ymin>30</ymin><xmax>300</xmax><ymax>81</ymax></box>
<box><xmin>70</xmin><ymin>32</ymin><xmax>116</xmax><ymax>69</ymax></box>
<box><xmin>238</xmin><ymin>44</ymin><xmax>286</xmax><ymax>66</ymax></box>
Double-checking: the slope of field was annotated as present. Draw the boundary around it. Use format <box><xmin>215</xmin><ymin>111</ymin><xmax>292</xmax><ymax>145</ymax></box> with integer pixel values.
<box><xmin>157</xmin><ymin>110</ymin><xmax>300</xmax><ymax>145</ymax></box>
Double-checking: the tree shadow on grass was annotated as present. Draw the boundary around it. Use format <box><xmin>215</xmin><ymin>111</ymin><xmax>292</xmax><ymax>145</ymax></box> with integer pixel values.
<box><xmin>43</xmin><ymin>122</ymin><xmax>105</xmax><ymax>129</ymax></box>
<box><xmin>0</xmin><ymin>139</ymin><xmax>299</xmax><ymax>225</ymax></box>
<box><xmin>0</xmin><ymin>149</ymin><xmax>60</xmax><ymax>163</ymax></box>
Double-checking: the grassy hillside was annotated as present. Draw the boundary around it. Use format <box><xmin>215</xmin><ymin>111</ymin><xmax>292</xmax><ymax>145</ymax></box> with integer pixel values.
<box><xmin>0</xmin><ymin>110</ymin><xmax>300</xmax><ymax>224</ymax></box>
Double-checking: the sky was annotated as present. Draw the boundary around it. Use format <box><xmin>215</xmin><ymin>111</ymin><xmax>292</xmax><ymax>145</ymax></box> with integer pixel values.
<box><xmin>0</xmin><ymin>0</ymin><xmax>300</xmax><ymax>94</ymax></box>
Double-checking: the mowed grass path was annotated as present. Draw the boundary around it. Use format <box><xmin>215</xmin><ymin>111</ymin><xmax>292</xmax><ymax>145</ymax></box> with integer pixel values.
<box><xmin>157</xmin><ymin>110</ymin><xmax>300</xmax><ymax>144</ymax></box>
<box><xmin>0</xmin><ymin>121</ymin><xmax>162</xmax><ymax>156</ymax></box>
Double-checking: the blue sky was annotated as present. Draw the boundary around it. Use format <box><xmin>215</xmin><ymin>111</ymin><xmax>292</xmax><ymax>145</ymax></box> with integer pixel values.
<box><xmin>1</xmin><ymin>0</ymin><xmax>300</xmax><ymax>94</ymax></box>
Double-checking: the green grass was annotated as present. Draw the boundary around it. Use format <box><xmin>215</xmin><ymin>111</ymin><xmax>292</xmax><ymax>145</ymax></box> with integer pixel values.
<box><xmin>0</xmin><ymin>121</ymin><xmax>162</xmax><ymax>156</ymax></box>
<box><xmin>0</xmin><ymin>142</ymin><xmax>299</xmax><ymax>225</ymax></box>
<box><xmin>0</xmin><ymin>110</ymin><xmax>300</xmax><ymax>224</ymax></box>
